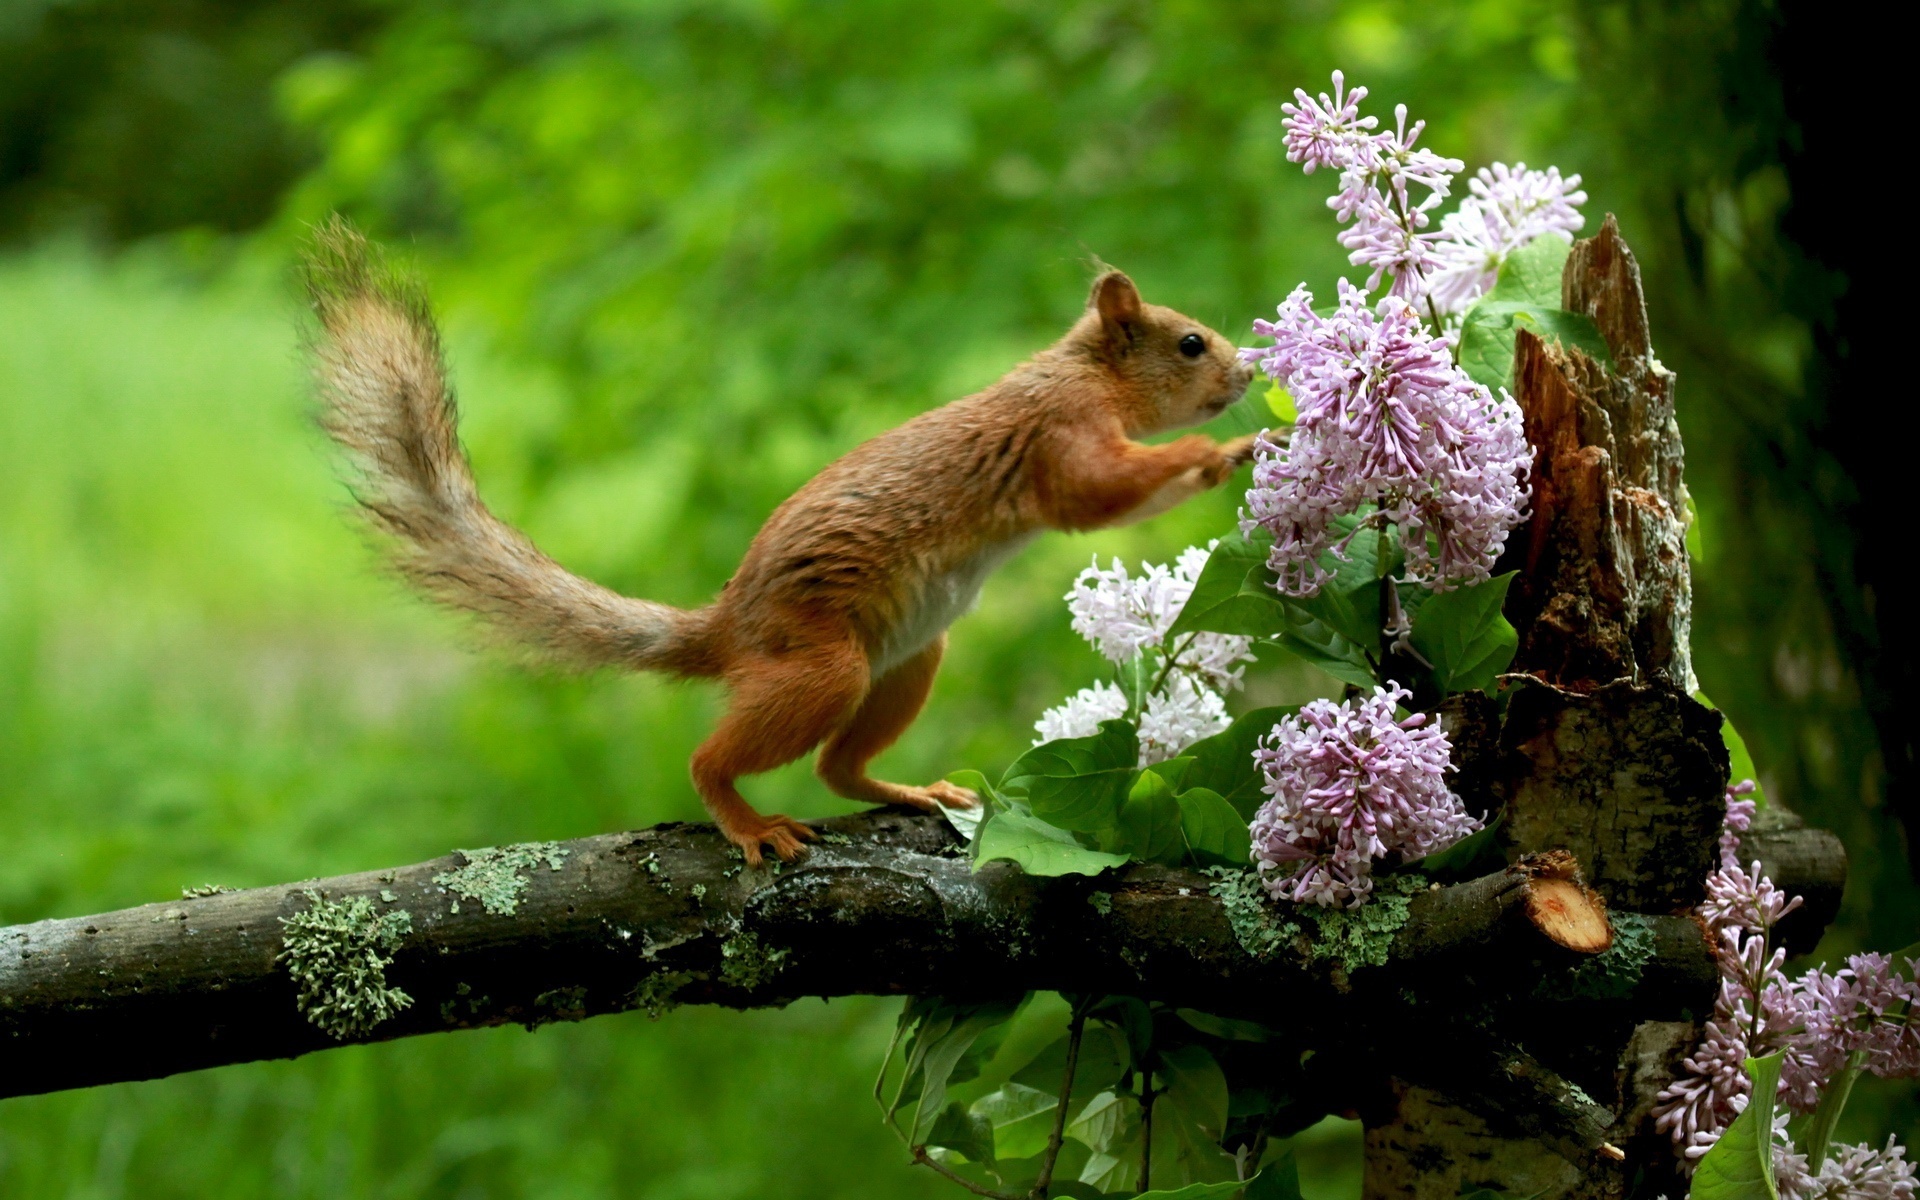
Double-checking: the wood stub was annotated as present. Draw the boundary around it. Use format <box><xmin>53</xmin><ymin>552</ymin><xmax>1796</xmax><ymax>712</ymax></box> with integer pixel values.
<box><xmin>1516</xmin><ymin>852</ymin><xmax>1613</xmax><ymax>955</ymax></box>
<box><xmin>1498</xmin><ymin>680</ymin><xmax>1728</xmax><ymax>912</ymax></box>
<box><xmin>1495</xmin><ymin>214</ymin><xmax>1692</xmax><ymax>693</ymax></box>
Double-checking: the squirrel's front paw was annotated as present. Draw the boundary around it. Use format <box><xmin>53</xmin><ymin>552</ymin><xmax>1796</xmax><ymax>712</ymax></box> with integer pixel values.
<box><xmin>1218</xmin><ymin>433</ymin><xmax>1260</xmax><ymax>466</ymax></box>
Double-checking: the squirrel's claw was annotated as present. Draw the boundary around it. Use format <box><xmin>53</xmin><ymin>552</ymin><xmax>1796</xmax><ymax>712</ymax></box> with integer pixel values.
<box><xmin>727</xmin><ymin>815</ymin><xmax>818</xmax><ymax>867</ymax></box>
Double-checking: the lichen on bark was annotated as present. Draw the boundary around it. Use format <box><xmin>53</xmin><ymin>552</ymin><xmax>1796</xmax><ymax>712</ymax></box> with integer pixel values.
<box><xmin>432</xmin><ymin>841</ymin><xmax>569</xmax><ymax>916</ymax></box>
<box><xmin>278</xmin><ymin>890</ymin><xmax>414</xmax><ymax>1039</ymax></box>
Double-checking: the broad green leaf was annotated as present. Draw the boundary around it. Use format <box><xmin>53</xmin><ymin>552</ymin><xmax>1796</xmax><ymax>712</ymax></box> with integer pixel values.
<box><xmin>1000</xmin><ymin>720</ymin><xmax>1139</xmax><ymax>833</ymax></box>
<box><xmin>1266</xmin><ymin>383</ymin><xmax>1295</xmax><ymax>423</ymax></box>
<box><xmin>1153</xmin><ymin>755</ymin><xmax>1196</xmax><ymax>794</ymax></box>
<box><xmin>1156</xmin><ymin>1044</ymin><xmax>1228</xmax><ymax>1138</ymax></box>
<box><xmin>1457</xmin><ymin>302</ymin><xmax>1614</xmax><ymax>395</ymax></box>
<box><xmin>1487</xmin><ymin>233</ymin><xmax>1572</xmax><ymax>307</ymax></box>
<box><xmin>926</xmin><ymin>1101</ymin><xmax>996</xmax><ymax>1165</ymax></box>
<box><xmin>1178</xmin><ymin>787</ymin><xmax>1253</xmax><ymax>868</ymax></box>
<box><xmin>1011</xmin><ymin>1024</ymin><xmax>1130</xmax><ymax>1098</ymax></box>
<box><xmin>1245</xmin><ymin>1146</ymin><xmax>1303</xmax><ymax>1199</ymax></box>
<box><xmin>1067</xmin><ymin>1089</ymin><xmax>1138</xmax><ymax>1156</ymax></box>
<box><xmin>1690</xmin><ymin>1052</ymin><xmax>1783</xmax><ymax>1200</ymax></box>
<box><xmin>1150</xmin><ymin>1044</ymin><xmax>1236</xmax><ymax>1185</ymax></box>
<box><xmin>1179</xmin><ymin>706</ymin><xmax>1295</xmax><ymax>819</ymax></box>
<box><xmin>1272</xmin><ymin>606</ymin><xmax>1379</xmax><ymax>690</ymax></box>
<box><xmin>1136</xmin><ymin>1182</ymin><xmax>1252</xmax><ymax>1199</ymax></box>
<box><xmin>1113</xmin><ymin>768</ymin><xmax>1185</xmax><ymax>865</ymax></box>
<box><xmin>1168</xmin><ymin>531</ymin><xmax>1289</xmax><ymax>640</ymax></box>
<box><xmin>1408</xmin><ymin>572</ymin><xmax>1517</xmax><ymax>694</ymax></box>
<box><xmin>1175</xmin><ymin>1009</ymin><xmax>1277</xmax><ymax>1043</ymax></box>
<box><xmin>939</xmin><ymin>770</ymin><xmax>992</xmax><ymax>841</ymax></box>
<box><xmin>1091</xmin><ymin>996</ymin><xmax>1155</xmax><ymax>1066</ymax></box>
<box><xmin>976</xmin><ymin>810</ymin><xmax>1129</xmax><ymax>877</ymax></box>
<box><xmin>897</xmin><ymin>998</ymin><xmax>1025</xmax><ymax>1143</ymax></box>
<box><xmin>1694</xmin><ymin>690</ymin><xmax>1767</xmax><ymax>807</ymax></box>
<box><xmin>969</xmin><ymin>1082</ymin><xmax>1058</xmax><ymax>1161</ymax></box>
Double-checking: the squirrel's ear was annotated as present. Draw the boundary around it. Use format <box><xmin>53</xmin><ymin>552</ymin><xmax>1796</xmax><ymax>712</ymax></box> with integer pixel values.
<box><xmin>1091</xmin><ymin>270</ymin><xmax>1143</xmax><ymax>349</ymax></box>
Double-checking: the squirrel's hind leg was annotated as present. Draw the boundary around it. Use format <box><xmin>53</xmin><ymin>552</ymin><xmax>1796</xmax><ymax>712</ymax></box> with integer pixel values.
<box><xmin>816</xmin><ymin>636</ymin><xmax>977</xmax><ymax>813</ymax></box>
<box><xmin>690</xmin><ymin>640</ymin><xmax>867</xmax><ymax>866</ymax></box>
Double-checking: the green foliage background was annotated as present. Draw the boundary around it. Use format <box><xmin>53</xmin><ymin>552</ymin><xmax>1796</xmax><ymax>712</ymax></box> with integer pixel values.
<box><xmin>1</xmin><ymin>0</ymin><xmax>1911</xmax><ymax>1194</ymax></box>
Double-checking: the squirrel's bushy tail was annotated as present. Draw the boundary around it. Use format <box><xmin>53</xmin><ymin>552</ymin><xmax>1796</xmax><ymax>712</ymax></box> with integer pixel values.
<box><xmin>303</xmin><ymin>216</ymin><xmax>715</xmax><ymax>676</ymax></box>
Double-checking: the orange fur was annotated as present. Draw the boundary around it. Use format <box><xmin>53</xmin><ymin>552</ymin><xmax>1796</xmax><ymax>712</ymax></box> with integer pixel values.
<box><xmin>304</xmin><ymin>218</ymin><xmax>1256</xmax><ymax>864</ymax></box>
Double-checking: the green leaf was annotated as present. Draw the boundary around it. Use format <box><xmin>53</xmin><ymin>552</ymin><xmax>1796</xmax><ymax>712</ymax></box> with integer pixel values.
<box><xmin>1113</xmin><ymin>768</ymin><xmax>1185</xmax><ymax>865</ymax></box>
<box><xmin>1011</xmin><ymin>1024</ymin><xmax>1131</xmax><ymax>1098</ymax></box>
<box><xmin>976</xmin><ymin>810</ymin><xmax>1130</xmax><ymax>877</ymax></box>
<box><xmin>1179</xmin><ymin>706</ymin><xmax>1295</xmax><ymax>820</ymax></box>
<box><xmin>1177</xmin><ymin>787</ymin><xmax>1253</xmax><ymax>868</ymax></box>
<box><xmin>1168</xmin><ymin>531</ymin><xmax>1289</xmax><ymax>640</ymax></box>
<box><xmin>1174</xmin><ymin>1009</ymin><xmax>1277</xmax><ymax>1043</ymax></box>
<box><xmin>1457</xmin><ymin>302</ymin><xmax>1615</xmax><ymax>395</ymax></box>
<box><xmin>1408</xmin><ymin>572</ymin><xmax>1518</xmax><ymax>694</ymax></box>
<box><xmin>1135</xmin><ymin>1182</ymin><xmax>1251</xmax><ymax>1199</ymax></box>
<box><xmin>1799</xmin><ymin>1050</ymin><xmax>1866</xmax><ymax>1173</ymax></box>
<box><xmin>1001</xmin><ymin>720</ymin><xmax>1139</xmax><ymax>833</ymax></box>
<box><xmin>1066</xmin><ymin>1089</ymin><xmax>1137</xmax><ymax>1156</ymax></box>
<box><xmin>1487</xmin><ymin>233</ymin><xmax>1572</xmax><ymax>307</ymax></box>
<box><xmin>894</xmin><ymin>998</ymin><xmax>1025</xmax><ymax>1144</ymax></box>
<box><xmin>969</xmin><ymin>1082</ymin><xmax>1059</xmax><ymax>1161</ymax></box>
<box><xmin>1244</xmin><ymin>1146</ymin><xmax>1302</xmax><ymax>1200</ymax></box>
<box><xmin>1690</xmin><ymin>1052</ymin><xmax>1783</xmax><ymax>1200</ymax></box>
<box><xmin>1153</xmin><ymin>755</ymin><xmax>1196</xmax><ymax>794</ymax></box>
<box><xmin>1265</xmin><ymin>383</ymin><xmax>1295</xmax><ymax>424</ymax></box>
<box><xmin>1271</xmin><ymin>606</ymin><xmax>1379</xmax><ymax>690</ymax></box>
<box><xmin>1152</xmin><ymin>1044</ymin><xmax>1236</xmax><ymax>1184</ymax></box>
<box><xmin>926</xmin><ymin>1101</ymin><xmax>996</xmax><ymax>1165</ymax></box>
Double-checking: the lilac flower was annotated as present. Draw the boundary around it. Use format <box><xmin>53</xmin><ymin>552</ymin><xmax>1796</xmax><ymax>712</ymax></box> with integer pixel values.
<box><xmin>1138</xmin><ymin>676</ymin><xmax>1232</xmax><ymax>766</ymax></box>
<box><xmin>1041</xmin><ymin>547</ymin><xmax>1252</xmax><ymax>764</ymax></box>
<box><xmin>1279</xmin><ymin>69</ymin><xmax>1377</xmax><ymax>173</ymax></box>
<box><xmin>1248</xmin><ymin>685</ymin><xmax>1479</xmax><ymax>908</ymax></box>
<box><xmin>1656</xmin><ymin>787</ymin><xmax>1920</xmax><ymax>1168</ymax></box>
<box><xmin>1064</xmin><ymin>547</ymin><xmax>1255</xmax><ymax>693</ymax></box>
<box><xmin>1033</xmin><ymin>681</ymin><xmax>1128</xmax><ymax>745</ymax></box>
<box><xmin>1777</xmin><ymin>1134</ymin><xmax>1918</xmax><ymax>1200</ymax></box>
<box><xmin>1427</xmin><ymin>163</ymin><xmax>1588</xmax><ymax>315</ymax></box>
<box><xmin>1239</xmin><ymin>281</ymin><xmax>1531</xmax><ymax>594</ymax></box>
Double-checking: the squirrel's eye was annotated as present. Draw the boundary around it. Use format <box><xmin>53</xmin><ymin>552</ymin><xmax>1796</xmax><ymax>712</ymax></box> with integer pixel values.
<box><xmin>1179</xmin><ymin>333</ymin><xmax>1206</xmax><ymax>358</ymax></box>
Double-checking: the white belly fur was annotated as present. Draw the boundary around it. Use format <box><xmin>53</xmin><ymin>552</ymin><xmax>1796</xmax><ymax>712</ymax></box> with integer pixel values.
<box><xmin>873</xmin><ymin>533</ymin><xmax>1037</xmax><ymax>677</ymax></box>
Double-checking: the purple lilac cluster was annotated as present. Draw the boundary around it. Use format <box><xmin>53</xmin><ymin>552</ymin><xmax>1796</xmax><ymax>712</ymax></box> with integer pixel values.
<box><xmin>1280</xmin><ymin>71</ymin><xmax>1464</xmax><ymax>303</ymax></box>
<box><xmin>1239</xmin><ymin>281</ymin><xmax>1531</xmax><ymax>594</ymax></box>
<box><xmin>1651</xmin><ymin>785</ymin><xmax>1918</xmax><ymax>1190</ymax></box>
<box><xmin>1248</xmin><ymin>685</ymin><xmax>1480</xmax><ymax>908</ymax></box>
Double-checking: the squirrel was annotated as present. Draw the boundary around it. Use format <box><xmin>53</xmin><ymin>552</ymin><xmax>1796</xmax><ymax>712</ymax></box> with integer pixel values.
<box><xmin>302</xmin><ymin>217</ymin><xmax>1257</xmax><ymax>865</ymax></box>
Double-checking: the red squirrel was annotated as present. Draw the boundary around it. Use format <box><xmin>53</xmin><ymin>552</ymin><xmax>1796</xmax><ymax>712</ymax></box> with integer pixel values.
<box><xmin>304</xmin><ymin>218</ymin><xmax>1257</xmax><ymax>865</ymax></box>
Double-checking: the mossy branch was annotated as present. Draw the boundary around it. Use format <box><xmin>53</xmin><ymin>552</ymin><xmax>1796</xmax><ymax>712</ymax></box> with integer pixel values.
<box><xmin>1</xmin><ymin>810</ymin><xmax>1718</xmax><ymax>1102</ymax></box>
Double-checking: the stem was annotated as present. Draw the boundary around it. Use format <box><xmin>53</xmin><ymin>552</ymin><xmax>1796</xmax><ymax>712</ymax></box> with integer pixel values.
<box><xmin>1029</xmin><ymin>1002</ymin><xmax>1091</xmax><ymax>1199</ymax></box>
<box><xmin>1148</xmin><ymin>633</ymin><xmax>1200</xmax><ymax>698</ymax></box>
<box><xmin>910</xmin><ymin>1146</ymin><xmax>1021</xmax><ymax>1200</ymax></box>
<box><xmin>1137</xmin><ymin>1069</ymin><xmax>1157</xmax><ymax>1194</ymax></box>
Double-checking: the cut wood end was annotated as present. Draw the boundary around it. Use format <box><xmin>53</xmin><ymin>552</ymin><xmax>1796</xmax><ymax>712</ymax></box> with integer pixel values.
<box><xmin>1524</xmin><ymin>877</ymin><xmax>1614</xmax><ymax>954</ymax></box>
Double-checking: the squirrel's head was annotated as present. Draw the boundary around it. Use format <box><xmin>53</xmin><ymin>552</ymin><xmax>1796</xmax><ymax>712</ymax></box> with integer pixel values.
<box><xmin>1071</xmin><ymin>270</ymin><xmax>1255</xmax><ymax>434</ymax></box>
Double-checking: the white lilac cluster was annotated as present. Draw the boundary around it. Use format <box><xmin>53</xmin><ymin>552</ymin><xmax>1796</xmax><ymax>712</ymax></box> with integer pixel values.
<box><xmin>1651</xmin><ymin>785</ymin><xmax>1918</xmax><ymax>1190</ymax></box>
<box><xmin>1426</xmin><ymin>163</ymin><xmax>1587</xmax><ymax>316</ymax></box>
<box><xmin>1239</xmin><ymin>281</ymin><xmax>1531</xmax><ymax>594</ymax></box>
<box><xmin>1247</xmin><ymin>685</ymin><xmax>1480</xmax><ymax>908</ymax></box>
<box><xmin>1035</xmin><ymin>546</ymin><xmax>1256</xmax><ymax>765</ymax></box>
<box><xmin>1280</xmin><ymin>72</ymin><xmax>1587</xmax><ymax>317</ymax></box>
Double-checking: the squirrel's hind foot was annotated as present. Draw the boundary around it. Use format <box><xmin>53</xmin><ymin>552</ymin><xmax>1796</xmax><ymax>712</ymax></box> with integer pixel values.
<box><xmin>723</xmin><ymin>814</ymin><xmax>817</xmax><ymax>867</ymax></box>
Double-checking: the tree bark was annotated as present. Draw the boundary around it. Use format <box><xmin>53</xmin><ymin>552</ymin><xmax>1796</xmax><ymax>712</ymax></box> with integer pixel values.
<box><xmin>0</xmin><ymin>810</ymin><xmax>1711</xmax><ymax>1102</ymax></box>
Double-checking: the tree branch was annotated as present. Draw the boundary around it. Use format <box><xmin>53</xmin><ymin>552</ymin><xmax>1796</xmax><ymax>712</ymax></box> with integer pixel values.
<box><xmin>0</xmin><ymin>811</ymin><xmax>1713</xmax><ymax>1100</ymax></box>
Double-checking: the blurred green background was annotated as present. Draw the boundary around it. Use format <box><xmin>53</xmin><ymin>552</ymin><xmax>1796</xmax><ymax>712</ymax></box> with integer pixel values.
<box><xmin>1</xmin><ymin>0</ymin><xmax>1911</xmax><ymax>1195</ymax></box>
